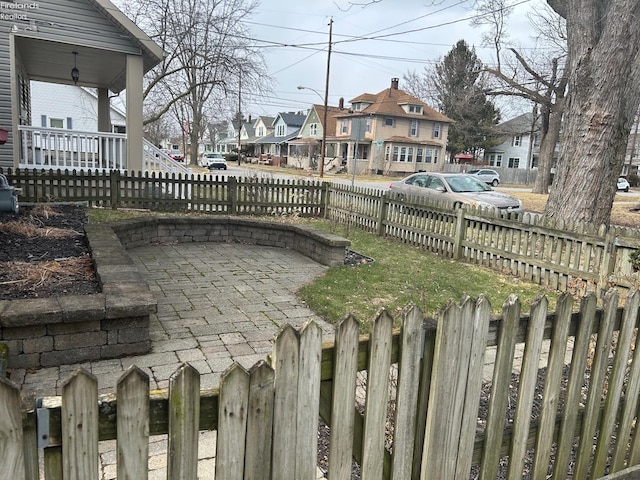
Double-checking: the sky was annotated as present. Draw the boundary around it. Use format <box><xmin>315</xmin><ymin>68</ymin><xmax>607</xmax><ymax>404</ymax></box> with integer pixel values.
<box><xmin>242</xmin><ymin>0</ymin><xmax>548</xmax><ymax>120</ymax></box>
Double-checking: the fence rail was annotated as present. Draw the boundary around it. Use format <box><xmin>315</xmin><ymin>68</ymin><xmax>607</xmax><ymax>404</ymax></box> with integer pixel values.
<box><xmin>3</xmin><ymin>168</ymin><xmax>640</xmax><ymax>294</ymax></box>
<box><xmin>3</xmin><ymin>292</ymin><xmax>640</xmax><ymax>479</ymax></box>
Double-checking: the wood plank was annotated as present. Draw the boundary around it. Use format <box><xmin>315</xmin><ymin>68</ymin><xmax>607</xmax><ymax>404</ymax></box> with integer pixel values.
<box><xmin>391</xmin><ymin>306</ymin><xmax>424</xmax><ymax>480</ymax></box>
<box><xmin>216</xmin><ymin>364</ymin><xmax>250</xmax><ymax>480</ymax></box>
<box><xmin>361</xmin><ymin>310</ymin><xmax>393</xmax><ymax>479</ymax></box>
<box><xmin>575</xmin><ymin>290</ymin><xmax>620</xmax><ymax>478</ymax></box>
<box><xmin>552</xmin><ymin>294</ymin><xmax>597</xmax><ymax>478</ymax></box>
<box><xmin>506</xmin><ymin>296</ymin><xmax>548</xmax><ymax>480</ymax></box>
<box><xmin>0</xmin><ymin>379</ymin><xmax>26</xmax><ymax>479</ymax></box>
<box><xmin>593</xmin><ymin>290</ymin><xmax>639</xmax><ymax>477</ymax></box>
<box><xmin>244</xmin><ymin>361</ymin><xmax>275</xmax><ymax>480</ymax></box>
<box><xmin>531</xmin><ymin>293</ymin><xmax>573</xmax><ymax>480</ymax></box>
<box><xmin>612</xmin><ymin>291</ymin><xmax>640</xmax><ymax>471</ymax></box>
<box><xmin>456</xmin><ymin>296</ymin><xmax>492</xmax><ymax>478</ymax></box>
<box><xmin>116</xmin><ymin>367</ymin><xmax>150</xmax><ymax>480</ymax></box>
<box><xmin>271</xmin><ymin>325</ymin><xmax>300</xmax><ymax>480</ymax></box>
<box><xmin>167</xmin><ymin>364</ymin><xmax>201</xmax><ymax>480</ymax></box>
<box><xmin>296</xmin><ymin>321</ymin><xmax>323</xmax><ymax>480</ymax></box>
<box><xmin>479</xmin><ymin>295</ymin><xmax>520</xmax><ymax>480</ymax></box>
<box><xmin>61</xmin><ymin>369</ymin><xmax>99</xmax><ymax>480</ymax></box>
<box><xmin>328</xmin><ymin>316</ymin><xmax>360</xmax><ymax>480</ymax></box>
<box><xmin>422</xmin><ymin>299</ymin><xmax>465</xmax><ymax>479</ymax></box>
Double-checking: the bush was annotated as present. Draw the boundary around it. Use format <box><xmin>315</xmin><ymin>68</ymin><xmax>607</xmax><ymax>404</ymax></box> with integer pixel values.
<box><xmin>628</xmin><ymin>173</ymin><xmax>639</xmax><ymax>187</ymax></box>
<box><xmin>629</xmin><ymin>249</ymin><xmax>640</xmax><ymax>270</ymax></box>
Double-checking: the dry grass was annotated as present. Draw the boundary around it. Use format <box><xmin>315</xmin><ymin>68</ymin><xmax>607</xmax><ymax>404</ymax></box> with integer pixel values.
<box><xmin>511</xmin><ymin>189</ymin><xmax>640</xmax><ymax>229</ymax></box>
<box><xmin>0</xmin><ymin>258</ymin><xmax>93</xmax><ymax>289</ymax></box>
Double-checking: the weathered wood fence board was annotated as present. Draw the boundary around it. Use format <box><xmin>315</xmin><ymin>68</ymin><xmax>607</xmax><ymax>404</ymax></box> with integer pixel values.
<box><xmin>5</xmin><ymin>296</ymin><xmax>640</xmax><ymax>478</ymax></box>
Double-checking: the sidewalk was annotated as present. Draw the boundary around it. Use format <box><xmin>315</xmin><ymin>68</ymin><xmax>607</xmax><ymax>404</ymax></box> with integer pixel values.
<box><xmin>9</xmin><ymin>242</ymin><xmax>335</xmax><ymax>479</ymax></box>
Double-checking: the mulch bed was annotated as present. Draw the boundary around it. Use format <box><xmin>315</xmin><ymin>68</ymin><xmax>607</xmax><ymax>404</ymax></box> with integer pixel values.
<box><xmin>0</xmin><ymin>204</ymin><xmax>99</xmax><ymax>300</ymax></box>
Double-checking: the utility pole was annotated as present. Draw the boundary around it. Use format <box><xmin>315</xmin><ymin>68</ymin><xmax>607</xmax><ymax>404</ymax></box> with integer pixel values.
<box><xmin>320</xmin><ymin>18</ymin><xmax>333</xmax><ymax>179</ymax></box>
<box><xmin>237</xmin><ymin>70</ymin><xmax>242</xmax><ymax>166</ymax></box>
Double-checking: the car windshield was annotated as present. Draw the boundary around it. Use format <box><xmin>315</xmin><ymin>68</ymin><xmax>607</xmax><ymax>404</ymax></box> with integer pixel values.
<box><xmin>445</xmin><ymin>176</ymin><xmax>493</xmax><ymax>193</ymax></box>
<box><xmin>467</xmin><ymin>169</ymin><xmax>480</xmax><ymax>174</ymax></box>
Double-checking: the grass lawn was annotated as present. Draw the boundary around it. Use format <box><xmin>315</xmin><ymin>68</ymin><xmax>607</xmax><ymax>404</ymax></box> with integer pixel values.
<box><xmin>297</xmin><ymin>219</ymin><xmax>561</xmax><ymax>328</ymax></box>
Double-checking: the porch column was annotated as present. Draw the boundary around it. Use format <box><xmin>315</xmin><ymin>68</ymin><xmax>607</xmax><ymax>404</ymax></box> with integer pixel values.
<box><xmin>97</xmin><ymin>88</ymin><xmax>111</xmax><ymax>132</ymax></box>
<box><xmin>126</xmin><ymin>54</ymin><xmax>144</xmax><ymax>172</ymax></box>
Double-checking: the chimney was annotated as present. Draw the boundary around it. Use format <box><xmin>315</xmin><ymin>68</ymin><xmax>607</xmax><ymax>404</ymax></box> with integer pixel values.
<box><xmin>248</xmin><ymin>115</ymin><xmax>252</xmax><ymax>123</ymax></box>
<box><xmin>391</xmin><ymin>78</ymin><xmax>399</xmax><ymax>90</ymax></box>
<box><xmin>339</xmin><ymin>97</ymin><xmax>344</xmax><ymax>109</ymax></box>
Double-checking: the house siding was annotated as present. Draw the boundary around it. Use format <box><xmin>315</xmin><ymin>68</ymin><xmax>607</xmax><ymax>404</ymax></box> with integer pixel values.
<box><xmin>0</xmin><ymin>0</ymin><xmax>146</xmax><ymax>168</ymax></box>
<box><xmin>0</xmin><ymin>24</ymin><xmax>12</xmax><ymax>168</ymax></box>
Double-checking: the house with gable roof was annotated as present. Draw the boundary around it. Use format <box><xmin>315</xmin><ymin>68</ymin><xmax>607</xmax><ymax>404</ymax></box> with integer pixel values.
<box><xmin>0</xmin><ymin>0</ymin><xmax>177</xmax><ymax>173</ymax></box>
<box><xmin>328</xmin><ymin>78</ymin><xmax>453</xmax><ymax>176</ymax></box>
<box><xmin>482</xmin><ymin>112</ymin><xmax>542</xmax><ymax>170</ymax></box>
<box><xmin>254</xmin><ymin>112</ymin><xmax>305</xmax><ymax>166</ymax></box>
<box><xmin>289</xmin><ymin>103</ymin><xmax>345</xmax><ymax>171</ymax></box>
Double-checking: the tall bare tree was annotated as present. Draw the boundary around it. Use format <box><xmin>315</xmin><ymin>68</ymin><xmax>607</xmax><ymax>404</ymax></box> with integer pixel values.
<box><xmin>474</xmin><ymin>0</ymin><xmax>568</xmax><ymax>194</ymax></box>
<box><xmin>544</xmin><ymin>0</ymin><xmax>640</xmax><ymax>225</ymax></box>
<box><xmin>118</xmin><ymin>0</ymin><xmax>268</xmax><ymax>165</ymax></box>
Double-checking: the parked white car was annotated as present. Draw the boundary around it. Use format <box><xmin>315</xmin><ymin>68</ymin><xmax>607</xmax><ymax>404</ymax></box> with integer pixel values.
<box><xmin>200</xmin><ymin>152</ymin><xmax>227</xmax><ymax>170</ymax></box>
<box><xmin>617</xmin><ymin>177</ymin><xmax>630</xmax><ymax>192</ymax></box>
<box><xmin>467</xmin><ymin>168</ymin><xmax>500</xmax><ymax>186</ymax></box>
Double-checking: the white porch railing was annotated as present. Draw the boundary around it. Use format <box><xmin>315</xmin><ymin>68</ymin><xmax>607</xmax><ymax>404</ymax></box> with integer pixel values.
<box><xmin>17</xmin><ymin>126</ymin><xmax>191</xmax><ymax>176</ymax></box>
<box><xmin>18</xmin><ymin>125</ymin><xmax>127</xmax><ymax>171</ymax></box>
<box><xmin>143</xmin><ymin>140</ymin><xmax>191</xmax><ymax>175</ymax></box>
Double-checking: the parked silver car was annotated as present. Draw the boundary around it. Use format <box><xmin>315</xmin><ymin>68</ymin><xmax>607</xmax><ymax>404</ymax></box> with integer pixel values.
<box><xmin>467</xmin><ymin>168</ymin><xmax>500</xmax><ymax>186</ymax></box>
<box><xmin>389</xmin><ymin>172</ymin><xmax>524</xmax><ymax>214</ymax></box>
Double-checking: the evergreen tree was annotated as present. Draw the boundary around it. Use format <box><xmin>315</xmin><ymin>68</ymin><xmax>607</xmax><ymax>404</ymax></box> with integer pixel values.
<box><xmin>432</xmin><ymin>40</ymin><xmax>501</xmax><ymax>160</ymax></box>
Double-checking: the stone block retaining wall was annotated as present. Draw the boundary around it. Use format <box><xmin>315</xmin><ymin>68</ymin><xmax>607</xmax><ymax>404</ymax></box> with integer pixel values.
<box><xmin>0</xmin><ymin>215</ymin><xmax>349</xmax><ymax>369</ymax></box>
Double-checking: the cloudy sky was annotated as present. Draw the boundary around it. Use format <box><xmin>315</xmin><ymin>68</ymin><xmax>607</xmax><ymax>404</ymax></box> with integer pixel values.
<box><xmin>243</xmin><ymin>0</ymin><xmax>547</xmax><ymax>119</ymax></box>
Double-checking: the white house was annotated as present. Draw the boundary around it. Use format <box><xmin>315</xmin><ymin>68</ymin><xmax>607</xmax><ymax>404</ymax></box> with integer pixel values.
<box><xmin>31</xmin><ymin>82</ymin><xmax>126</xmax><ymax>133</ymax></box>
<box><xmin>483</xmin><ymin>113</ymin><xmax>538</xmax><ymax>169</ymax></box>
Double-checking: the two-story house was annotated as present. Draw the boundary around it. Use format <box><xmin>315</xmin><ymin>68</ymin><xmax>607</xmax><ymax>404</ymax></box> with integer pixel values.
<box><xmin>483</xmin><ymin>113</ymin><xmax>540</xmax><ymax>170</ymax></box>
<box><xmin>328</xmin><ymin>78</ymin><xmax>452</xmax><ymax>176</ymax></box>
<box><xmin>255</xmin><ymin>112</ymin><xmax>305</xmax><ymax>166</ymax></box>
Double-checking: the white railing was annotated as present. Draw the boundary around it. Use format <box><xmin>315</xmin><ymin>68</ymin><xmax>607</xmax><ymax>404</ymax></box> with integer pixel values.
<box><xmin>143</xmin><ymin>140</ymin><xmax>191</xmax><ymax>176</ymax></box>
<box><xmin>18</xmin><ymin>125</ymin><xmax>127</xmax><ymax>171</ymax></box>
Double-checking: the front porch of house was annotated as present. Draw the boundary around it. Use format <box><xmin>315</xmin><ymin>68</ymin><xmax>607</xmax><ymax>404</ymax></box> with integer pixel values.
<box><xmin>0</xmin><ymin>0</ymin><xmax>168</xmax><ymax>173</ymax></box>
<box><xmin>16</xmin><ymin>125</ymin><xmax>190</xmax><ymax>175</ymax></box>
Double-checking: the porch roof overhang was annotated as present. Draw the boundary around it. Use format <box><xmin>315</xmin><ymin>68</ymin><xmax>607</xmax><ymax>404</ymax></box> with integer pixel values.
<box><xmin>13</xmin><ymin>0</ymin><xmax>164</xmax><ymax>93</ymax></box>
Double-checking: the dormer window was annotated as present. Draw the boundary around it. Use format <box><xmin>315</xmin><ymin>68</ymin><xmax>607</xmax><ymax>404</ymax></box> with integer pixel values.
<box><xmin>353</xmin><ymin>103</ymin><xmax>362</xmax><ymax>111</ymax></box>
<box><xmin>276</xmin><ymin>124</ymin><xmax>285</xmax><ymax>136</ymax></box>
<box><xmin>408</xmin><ymin>105</ymin><xmax>422</xmax><ymax>114</ymax></box>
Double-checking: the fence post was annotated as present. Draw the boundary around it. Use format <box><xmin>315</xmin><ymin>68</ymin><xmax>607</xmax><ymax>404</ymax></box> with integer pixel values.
<box><xmin>376</xmin><ymin>192</ymin><xmax>389</xmax><ymax>237</ymax></box>
<box><xmin>321</xmin><ymin>182</ymin><xmax>330</xmax><ymax>219</ymax></box>
<box><xmin>598</xmin><ymin>228</ymin><xmax>617</xmax><ymax>296</ymax></box>
<box><xmin>228</xmin><ymin>176</ymin><xmax>237</xmax><ymax>215</ymax></box>
<box><xmin>110</xmin><ymin>170</ymin><xmax>119</xmax><ymax>209</ymax></box>
<box><xmin>452</xmin><ymin>208</ymin><xmax>466</xmax><ymax>260</ymax></box>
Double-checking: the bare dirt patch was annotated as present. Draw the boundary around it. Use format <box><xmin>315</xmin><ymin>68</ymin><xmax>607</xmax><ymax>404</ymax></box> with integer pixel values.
<box><xmin>0</xmin><ymin>204</ymin><xmax>99</xmax><ymax>300</ymax></box>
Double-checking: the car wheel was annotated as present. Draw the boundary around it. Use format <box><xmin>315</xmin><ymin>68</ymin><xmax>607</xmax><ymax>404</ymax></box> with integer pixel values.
<box><xmin>491</xmin><ymin>179</ymin><xmax>499</xmax><ymax>187</ymax></box>
<box><xmin>626</xmin><ymin>187</ymin><xmax>630</xmax><ymax>192</ymax></box>
<box><xmin>224</xmin><ymin>166</ymin><xmax>228</xmax><ymax>170</ymax></box>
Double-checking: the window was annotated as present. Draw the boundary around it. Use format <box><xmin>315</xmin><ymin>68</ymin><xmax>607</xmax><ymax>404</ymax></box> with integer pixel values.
<box><xmin>276</xmin><ymin>124</ymin><xmax>285</xmax><ymax>136</ymax></box>
<box><xmin>512</xmin><ymin>135</ymin><xmax>522</xmax><ymax>147</ymax></box>
<box><xmin>309</xmin><ymin>123</ymin><xmax>318</xmax><ymax>136</ymax></box>
<box><xmin>433</xmin><ymin>149</ymin><xmax>439</xmax><ymax>164</ymax></box>
<box><xmin>433</xmin><ymin>123</ymin><xmax>441</xmax><ymax>138</ymax></box>
<box><xmin>392</xmin><ymin>146</ymin><xmax>399</xmax><ymax>162</ymax></box>
<box><xmin>508</xmin><ymin>157</ymin><xmax>520</xmax><ymax>168</ymax></box>
<box><xmin>409</xmin><ymin>120</ymin><xmax>418</xmax><ymax>137</ymax></box>
<box><xmin>408</xmin><ymin>105</ymin><xmax>422</xmax><ymax>114</ymax></box>
<box><xmin>365</xmin><ymin>117</ymin><xmax>372</xmax><ymax>133</ymax></box>
<box><xmin>399</xmin><ymin>147</ymin><xmax>407</xmax><ymax>162</ymax></box>
<box><xmin>257</xmin><ymin>126</ymin><xmax>264</xmax><ymax>136</ymax></box>
<box><xmin>492</xmin><ymin>154</ymin><xmax>503</xmax><ymax>167</ymax></box>
<box><xmin>50</xmin><ymin>118</ymin><xmax>64</xmax><ymax>129</ymax></box>
<box><xmin>407</xmin><ymin>147</ymin><xmax>414</xmax><ymax>162</ymax></box>
<box><xmin>385</xmin><ymin>118</ymin><xmax>394</xmax><ymax>126</ymax></box>
<box><xmin>425</xmin><ymin>149</ymin><xmax>433</xmax><ymax>163</ymax></box>
<box><xmin>416</xmin><ymin>148</ymin><xmax>423</xmax><ymax>163</ymax></box>
<box><xmin>113</xmin><ymin>125</ymin><xmax>126</xmax><ymax>134</ymax></box>
<box><xmin>341</xmin><ymin>120</ymin><xmax>348</xmax><ymax>134</ymax></box>
<box><xmin>385</xmin><ymin>145</ymin><xmax>391</xmax><ymax>161</ymax></box>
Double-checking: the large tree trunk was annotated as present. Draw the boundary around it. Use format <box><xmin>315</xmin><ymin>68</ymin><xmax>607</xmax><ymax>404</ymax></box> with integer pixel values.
<box><xmin>533</xmin><ymin>104</ymin><xmax>563</xmax><ymax>194</ymax></box>
<box><xmin>544</xmin><ymin>0</ymin><xmax>640</xmax><ymax>226</ymax></box>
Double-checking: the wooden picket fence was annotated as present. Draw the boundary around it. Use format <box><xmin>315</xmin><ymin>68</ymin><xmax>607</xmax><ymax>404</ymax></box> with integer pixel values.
<box><xmin>3</xmin><ymin>290</ymin><xmax>640</xmax><ymax>479</ymax></box>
